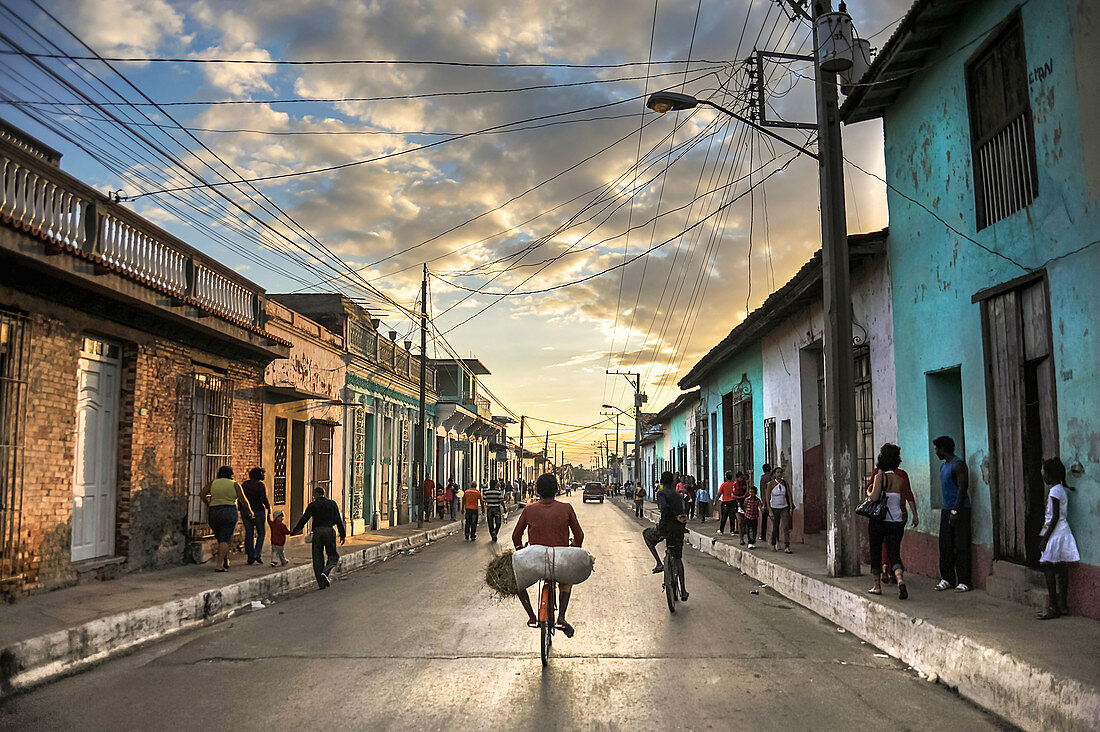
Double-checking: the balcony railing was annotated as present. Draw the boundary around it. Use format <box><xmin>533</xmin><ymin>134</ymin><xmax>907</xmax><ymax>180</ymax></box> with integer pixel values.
<box><xmin>0</xmin><ymin>135</ymin><xmax>264</xmax><ymax>328</ymax></box>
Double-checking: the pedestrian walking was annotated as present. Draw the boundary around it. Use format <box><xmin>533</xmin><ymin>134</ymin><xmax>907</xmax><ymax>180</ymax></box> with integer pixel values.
<box><xmin>695</xmin><ymin>482</ymin><xmax>711</xmax><ymax>524</ymax></box>
<box><xmin>483</xmin><ymin>479</ymin><xmax>505</xmax><ymax>542</ymax></box>
<box><xmin>864</xmin><ymin>444</ymin><xmax>915</xmax><ymax>585</ymax></box>
<box><xmin>865</xmin><ymin>445</ymin><xmax>918</xmax><ymax>600</ymax></box>
<box><xmin>734</xmin><ymin>473</ymin><xmax>749</xmax><ymax>545</ymax></box>
<box><xmin>716</xmin><ymin>471</ymin><xmax>737</xmax><ymax>534</ymax></box>
<box><xmin>240</xmin><ymin>467</ymin><xmax>271</xmax><ymax>565</ymax></box>
<box><xmin>445</xmin><ymin>478</ymin><xmax>458</xmax><ymax>521</ymax></box>
<box><xmin>1037</xmin><ymin>458</ymin><xmax>1080</xmax><ymax>620</ymax></box>
<box><xmin>634</xmin><ymin>483</ymin><xmax>646</xmax><ymax>517</ymax></box>
<box><xmin>436</xmin><ymin>484</ymin><xmax>447</xmax><ymax>519</ymax></box>
<box><xmin>743</xmin><ymin>485</ymin><xmax>762</xmax><ymax>547</ymax></box>
<box><xmin>290</xmin><ymin>486</ymin><xmax>346</xmax><ymax>589</ymax></box>
<box><xmin>199</xmin><ymin>466</ymin><xmax>252</xmax><ymax>572</ymax></box>
<box><xmin>932</xmin><ymin>436</ymin><xmax>971</xmax><ymax>592</ymax></box>
<box><xmin>758</xmin><ymin>464</ymin><xmax>772</xmax><ymax>544</ymax></box>
<box><xmin>684</xmin><ymin>477</ymin><xmax>696</xmax><ymax>519</ymax></box>
<box><xmin>463</xmin><ymin>482</ymin><xmax>483</xmax><ymax>540</ymax></box>
<box><xmin>422</xmin><ymin>475</ymin><xmax>436</xmax><ymax>523</ymax></box>
<box><xmin>267</xmin><ymin>510</ymin><xmax>290</xmax><ymax>566</ymax></box>
<box><xmin>767</xmin><ymin>466</ymin><xmax>794</xmax><ymax>553</ymax></box>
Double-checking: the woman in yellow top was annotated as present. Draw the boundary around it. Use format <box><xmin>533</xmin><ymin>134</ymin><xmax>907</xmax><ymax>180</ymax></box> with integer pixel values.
<box><xmin>200</xmin><ymin>466</ymin><xmax>253</xmax><ymax>572</ymax></box>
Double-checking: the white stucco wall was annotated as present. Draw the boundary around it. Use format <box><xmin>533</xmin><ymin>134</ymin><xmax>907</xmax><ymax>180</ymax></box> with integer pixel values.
<box><xmin>759</xmin><ymin>255</ymin><xmax>897</xmax><ymax>519</ymax></box>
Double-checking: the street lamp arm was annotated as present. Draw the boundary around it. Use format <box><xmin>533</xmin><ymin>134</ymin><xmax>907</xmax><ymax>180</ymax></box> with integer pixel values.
<box><xmin>696</xmin><ymin>99</ymin><xmax>819</xmax><ymax>161</ymax></box>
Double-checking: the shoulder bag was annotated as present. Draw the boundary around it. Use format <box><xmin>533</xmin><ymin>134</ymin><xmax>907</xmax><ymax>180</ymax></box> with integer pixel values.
<box><xmin>855</xmin><ymin>473</ymin><xmax>889</xmax><ymax>520</ymax></box>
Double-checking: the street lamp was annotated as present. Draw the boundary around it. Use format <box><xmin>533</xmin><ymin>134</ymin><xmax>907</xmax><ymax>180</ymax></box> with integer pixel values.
<box><xmin>644</xmin><ymin>0</ymin><xmax>862</xmax><ymax>577</ymax></box>
<box><xmin>645</xmin><ymin>92</ymin><xmax>819</xmax><ymax>160</ymax></box>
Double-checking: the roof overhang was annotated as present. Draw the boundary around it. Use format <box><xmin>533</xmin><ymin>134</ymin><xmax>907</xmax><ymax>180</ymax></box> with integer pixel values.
<box><xmin>839</xmin><ymin>0</ymin><xmax>972</xmax><ymax>124</ymax></box>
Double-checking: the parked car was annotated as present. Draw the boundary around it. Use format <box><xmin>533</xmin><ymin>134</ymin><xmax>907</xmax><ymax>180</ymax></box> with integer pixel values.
<box><xmin>582</xmin><ymin>482</ymin><xmax>605</xmax><ymax>503</ymax></box>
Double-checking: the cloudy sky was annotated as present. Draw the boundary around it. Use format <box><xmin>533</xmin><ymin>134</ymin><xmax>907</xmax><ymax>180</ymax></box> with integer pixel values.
<box><xmin>3</xmin><ymin>0</ymin><xmax>910</xmax><ymax>465</ymax></box>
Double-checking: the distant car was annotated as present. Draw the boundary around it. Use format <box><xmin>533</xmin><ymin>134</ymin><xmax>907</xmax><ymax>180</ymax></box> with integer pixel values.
<box><xmin>582</xmin><ymin>482</ymin><xmax>605</xmax><ymax>503</ymax></box>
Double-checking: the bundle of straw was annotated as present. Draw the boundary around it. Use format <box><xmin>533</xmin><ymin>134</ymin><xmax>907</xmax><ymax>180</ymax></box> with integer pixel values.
<box><xmin>484</xmin><ymin>551</ymin><xmax>519</xmax><ymax>599</ymax></box>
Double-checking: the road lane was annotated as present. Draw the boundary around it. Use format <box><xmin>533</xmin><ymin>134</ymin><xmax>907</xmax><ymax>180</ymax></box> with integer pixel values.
<box><xmin>1</xmin><ymin>496</ymin><xmax>1007</xmax><ymax>731</ymax></box>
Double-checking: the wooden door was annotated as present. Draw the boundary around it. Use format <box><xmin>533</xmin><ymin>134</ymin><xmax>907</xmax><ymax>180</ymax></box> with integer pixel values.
<box><xmin>71</xmin><ymin>338</ymin><xmax>120</xmax><ymax>562</ymax></box>
<box><xmin>980</xmin><ymin>276</ymin><xmax>1057</xmax><ymax>564</ymax></box>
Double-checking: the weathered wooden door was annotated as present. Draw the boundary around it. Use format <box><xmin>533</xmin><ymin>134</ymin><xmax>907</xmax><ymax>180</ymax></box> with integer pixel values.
<box><xmin>979</xmin><ymin>275</ymin><xmax>1057</xmax><ymax>564</ymax></box>
<box><xmin>72</xmin><ymin>337</ymin><xmax>119</xmax><ymax>562</ymax></box>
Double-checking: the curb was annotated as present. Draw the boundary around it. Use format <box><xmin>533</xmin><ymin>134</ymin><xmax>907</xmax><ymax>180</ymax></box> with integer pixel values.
<box><xmin>614</xmin><ymin>498</ymin><xmax>1099</xmax><ymax>732</ymax></box>
<box><xmin>0</xmin><ymin>519</ymin><xmax>466</xmax><ymax>697</ymax></box>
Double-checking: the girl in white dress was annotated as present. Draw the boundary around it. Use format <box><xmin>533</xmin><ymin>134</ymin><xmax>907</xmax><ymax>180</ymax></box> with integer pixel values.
<box><xmin>1037</xmin><ymin>458</ymin><xmax>1079</xmax><ymax>620</ymax></box>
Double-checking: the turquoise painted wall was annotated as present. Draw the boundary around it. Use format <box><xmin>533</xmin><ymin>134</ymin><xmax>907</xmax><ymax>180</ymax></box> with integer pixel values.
<box><xmin>695</xmin><ymin>344</ymin><xmax>764</xmax><ymax>490</ymax></box>
<box><xmin>882</xmin><ymin>0</ymin><xmax>1100</xmax><ymax>564</ymax></box>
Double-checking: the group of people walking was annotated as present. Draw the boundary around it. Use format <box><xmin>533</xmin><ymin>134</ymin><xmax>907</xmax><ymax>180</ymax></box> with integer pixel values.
<box><xmin>199</xmin><ymin>466</ymin><xmax>292</xmax><ymax>571</ymax></box>
<box><xmin>714</xmin><ymin>467</ymin><xmax>793</xmax><ymax>552</ymax></box>
<box><xmin>199</xmin><ymin>466</ymin><xmax>342</xmax><ymax>589</ymax></box>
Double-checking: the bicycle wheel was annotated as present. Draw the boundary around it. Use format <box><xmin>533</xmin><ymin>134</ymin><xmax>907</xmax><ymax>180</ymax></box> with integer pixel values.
<box><xmin>540</xmin><ymin>620</ymin><xmax>551</xmax><ymax>666</ymax></box>
<box><xmin>664</xmin><ymin>552</ymin><xmax>677</xmax><ymax>613</ymax></box>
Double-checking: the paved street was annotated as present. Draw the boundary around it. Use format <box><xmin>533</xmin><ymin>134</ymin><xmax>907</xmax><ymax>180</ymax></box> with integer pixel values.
<box><xmin>1</xmin><ymin>496</ymin><xmax>1007</xmax><ymax>731</ymax></box>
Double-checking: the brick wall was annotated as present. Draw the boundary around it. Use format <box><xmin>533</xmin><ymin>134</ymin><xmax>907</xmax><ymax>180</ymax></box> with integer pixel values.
<box><xmin>1</xmin><ymin>301</ymin><xmax>269</xmax><ymax>599</ymax></box>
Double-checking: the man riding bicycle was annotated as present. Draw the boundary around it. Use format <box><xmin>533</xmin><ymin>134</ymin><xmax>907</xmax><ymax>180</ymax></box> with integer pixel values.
<box><xmin>512</xmin><ymin>473</ymin><xmax>584</xmax><ymax>637</ymax></box>
<box><xmin>643</xmin><ymin>471</ymin><xmax>689</xmax><ymax>601</ymax></box>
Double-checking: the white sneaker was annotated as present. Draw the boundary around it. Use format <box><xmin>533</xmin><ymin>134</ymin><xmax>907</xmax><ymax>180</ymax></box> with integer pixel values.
<box><xmin>954</xmin><ymin>583</ymin><xmax>970</xmax><ymax>592</ymax></box>
<box><xmin>933</xmin><ymin>579</ymin><xmax>951</xmax><ymax>591</ymax></box>
<box><xmin>747</xmin><ymin>543</ymin><xmax>755</xmax><ymax>549</ymax></box>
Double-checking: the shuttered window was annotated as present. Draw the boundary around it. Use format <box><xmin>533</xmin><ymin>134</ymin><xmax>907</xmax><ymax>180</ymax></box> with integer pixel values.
<box><xmin>966</xmin><ymin>15</ymin><xmax>1038</xmax><ymax>229</ymax></box>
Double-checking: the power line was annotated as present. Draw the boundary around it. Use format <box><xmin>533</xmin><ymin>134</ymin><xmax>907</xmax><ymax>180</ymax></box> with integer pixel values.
<box><xmin>0</xmin><ymin>50</ymin><xmax>731</xmax><ymax>69</ymax></box>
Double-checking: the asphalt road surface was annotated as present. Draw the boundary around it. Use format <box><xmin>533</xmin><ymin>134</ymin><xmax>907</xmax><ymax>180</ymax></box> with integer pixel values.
<box><xmin>1</xmin><ymin>496</ymin><xmax>1009</xmax><ymax>731</ymax></box>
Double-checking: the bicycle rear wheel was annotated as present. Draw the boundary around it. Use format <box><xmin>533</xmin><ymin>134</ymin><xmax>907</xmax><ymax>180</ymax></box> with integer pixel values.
<box><xmin>539</xmin><ymin>581</ymin><xmax>554</xmax><ymax>667</ymax></box>
<box><xmin>664</xmin><ymin>552</ymin><xmax>677</xmax><ymax>613</ymax></box>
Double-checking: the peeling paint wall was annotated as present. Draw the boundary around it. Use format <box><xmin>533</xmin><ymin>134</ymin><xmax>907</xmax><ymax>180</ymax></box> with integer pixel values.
<box><xmin>881</xmin><ymin>0</ymin><xmax>1100</xmax><ymax>576</ymax></box>
<box><xmin>760</xmin><ymin>256</ymin><xmax>897</xmax><ymax>542</ymax></box>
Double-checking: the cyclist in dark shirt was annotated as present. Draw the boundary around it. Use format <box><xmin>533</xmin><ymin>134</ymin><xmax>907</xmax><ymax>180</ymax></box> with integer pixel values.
<box><xmin>642</xmin><ymin>471</ymin><xmax>689</xmax><ymax>601</ymax></box>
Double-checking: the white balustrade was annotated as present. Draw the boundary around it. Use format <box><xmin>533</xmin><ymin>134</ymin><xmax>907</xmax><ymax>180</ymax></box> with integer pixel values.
<box><xmin>2</xmin><ymin>144</ymin><xmax>260</xmax><ymax>327</ymax></box>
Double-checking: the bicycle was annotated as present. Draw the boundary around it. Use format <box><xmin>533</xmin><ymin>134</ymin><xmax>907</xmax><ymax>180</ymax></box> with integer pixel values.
<box><xmin>662</xmin><ymin>545</ymin><xmax>681</xmax><ymax>613</ymax></box>
<box><xmin>537</xmin><ymin>578</ymin><xmax>556</xmax><ymax>666</ymax></box>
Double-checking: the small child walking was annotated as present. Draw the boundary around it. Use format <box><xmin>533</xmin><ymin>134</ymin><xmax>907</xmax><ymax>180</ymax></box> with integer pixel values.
<box><xmin>1037</xmin><ymin>458</ymin><xmax>1079</xmax><ymax>619</ymax></box>
<box><xmin>268</xmin><ymin>510</ymin><xmax>291</xmax><ymax>566</ymax></box>
<box><xmin>743</xmin><ymin>486</ymin><xmax>763</xmax><ymax>549</ymax></box>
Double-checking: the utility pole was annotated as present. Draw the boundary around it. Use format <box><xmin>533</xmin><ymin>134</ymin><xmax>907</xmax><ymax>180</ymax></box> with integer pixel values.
<box><xmin>607</xmin><ymin>370</ymin><xmax>645</xmax><ymax>506</ymax></box>
<box><xmin>415</xmin><ymin>264</ymin><xmax>428</xmax><ymax>529</ymax></box>
<box><xmin>518</xmin><ymin>415</ymin><xmax>525</xmax><ymax>487</ymax></box>
<box><xmin>792</xmin><ymin>0</ymin><xmax>861</xmax><ymax>576</ymax></box>
<box><xmin>544</xmin><ymin>430</ymin><xmax>550</xmax><ymax>478</ymax></box>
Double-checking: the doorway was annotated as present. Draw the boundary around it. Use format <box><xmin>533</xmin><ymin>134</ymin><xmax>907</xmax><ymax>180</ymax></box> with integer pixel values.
<box><xmin>290</xmin><ymin>420</ymin><xmax>306</xmax><ymax>526</ymax></box>
<box><xmin>978</xmin><ymin>274</ymin><xmax>1057</xmax><ymax>565</ymax></box>
<box><xmin>72</xmin><ymin>336</ymin><xmax>120</xmax><ymax>562</ymax></box>
<box><xmin>926</xmin><ymin>368</ymin><xmax>965</xmax><ymax>510</ymax></box>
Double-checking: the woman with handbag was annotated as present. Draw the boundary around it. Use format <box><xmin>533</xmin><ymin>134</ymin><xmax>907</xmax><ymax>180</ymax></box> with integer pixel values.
<box><xmin>864</xmin><ymin>445</ymin><xmax>918</xmax><ymax>599</ymax></box>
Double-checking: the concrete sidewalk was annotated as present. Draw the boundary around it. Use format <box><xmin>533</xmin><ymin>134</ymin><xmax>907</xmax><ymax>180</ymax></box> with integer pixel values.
<box><xmin>613</xmin><ymin>497</ymin><xmax>1100</xmax><ymax>732</ymax></box>
<box><xmin>0</xmin><ymin>507</ymin><xmax>519</xmax><ymax>696</ymax></box>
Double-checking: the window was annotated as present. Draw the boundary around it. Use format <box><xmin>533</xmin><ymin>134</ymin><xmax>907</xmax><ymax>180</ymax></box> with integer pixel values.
<box><xmin>853</xmin><ymin>344</ymin><xmax>875</xmax><ymax>487</ymax></box>
<box><xmin>723</xmin><ymin>374</ymin><xmax>754</xmax><ymax>478</ymax></box>
<box><xmin>966</xmin><ymin>14</ymin><xmax>1037</xmax><ymax>229</ymax></box>
<box><xmin>272</xmin><ymin>418</ymin><xmax>287</xmax><ymax>505</ymax></box>
<box><xmin>188</xmin><ymin>373</ymin><xmax>233</xmax><ymax>535</ymax></box>
<box><xmin>0</xmin><ymin>312</ymin><xmax>28</xmax><ymax>582</ymax></box>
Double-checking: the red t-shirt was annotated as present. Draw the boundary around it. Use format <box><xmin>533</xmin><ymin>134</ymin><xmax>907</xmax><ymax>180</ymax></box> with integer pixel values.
<box><xmin>717</xmin><ymin>480</ymin><xmax>737</xmax><ymax>502</ymax></box>
<box><xmin>463</xmin><ymin>488</ymin><xmax>483</xmax><ymax>510</ymax></box>
<box><xmin>512</xmin><ymin>500</ymin><xmax>584</xmax><ymax>548</ymax></box>
<box><xmin>732</xmin><ymin>478</ymin><xmax>748</xmax><ymax>499</ymax></box>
